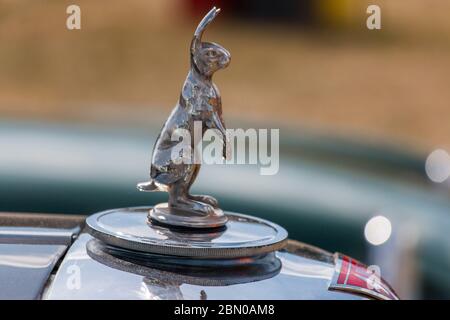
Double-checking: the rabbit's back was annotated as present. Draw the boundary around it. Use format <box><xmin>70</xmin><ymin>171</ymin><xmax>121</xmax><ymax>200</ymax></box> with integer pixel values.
<box><xmin>149</xmin><ymin>102</ymin><xmax>193</xmax><ymax>183</ymax></box>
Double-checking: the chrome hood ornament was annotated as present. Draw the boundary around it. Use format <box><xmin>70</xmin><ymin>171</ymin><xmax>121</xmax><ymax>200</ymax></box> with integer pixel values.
<box><xmin>86</xmin><ymin>7</ymin><xmax>288</xmax><ymax>259</ymax></box>
<box><xmin>137</xmin><ymin>7</ymin><xmax>230</xmax><ymax>229</ymax></box>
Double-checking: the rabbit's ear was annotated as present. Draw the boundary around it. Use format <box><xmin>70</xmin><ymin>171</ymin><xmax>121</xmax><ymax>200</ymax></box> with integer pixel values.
<box><xmin>194</xmin><ymin>7</ymin><xmax>220</xmax><ymax>39</ymax></box>
<box><xmin>190</xmin><ymin>7</ymin><xmax>220</xmax><ymax>55</ymax></box>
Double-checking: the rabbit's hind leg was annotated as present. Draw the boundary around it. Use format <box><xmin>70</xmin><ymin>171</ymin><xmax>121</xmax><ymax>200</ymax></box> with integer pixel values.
<box><xmin>168</xmin><ymin>182</ymin><xmax>215</xmax><ymax>215</ymax></box>
<box><xmin>189</xmin><ymin>195</ymin><xmax>219</xmax><ymax>208</ymax></box>
<box><xmin>184</xmin><ymin>164</ymin><xmax>219</xmax><ymax>208</ymax></box>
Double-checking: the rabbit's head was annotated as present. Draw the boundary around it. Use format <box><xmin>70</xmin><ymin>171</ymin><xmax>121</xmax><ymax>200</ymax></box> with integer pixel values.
<box><xmin>190</xmin><ymin>7</ymin><xmax>231</xmax><ymax>77</ymax></box>
<box><xmin>193</xmin><ymin>42</ymin><xmax>230</xmax><ymax>76</ymax></box>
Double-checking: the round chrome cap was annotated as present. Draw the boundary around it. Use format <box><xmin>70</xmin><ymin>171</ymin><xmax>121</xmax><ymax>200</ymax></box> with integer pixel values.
<box><xmin>85</xmin><ymin>207</ymin><xmax>288</xmax><ymax>259</ymax></box>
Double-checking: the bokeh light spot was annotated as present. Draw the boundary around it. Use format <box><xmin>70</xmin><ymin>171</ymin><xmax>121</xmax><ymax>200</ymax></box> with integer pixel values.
<box><xmin>425</xmin><ymin>149</ymin><xmax>450</xmax><ymax>183</ymax></box>
<box><xmin>364</xmin><ymin>215</ymin><xmax>392</xmax><ymax>246</ymax></box>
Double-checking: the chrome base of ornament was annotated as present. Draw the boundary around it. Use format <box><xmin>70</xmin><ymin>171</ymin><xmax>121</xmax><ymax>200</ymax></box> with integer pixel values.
<box><xmin>85</xmin><ymin>206</ymin><xmax>288</xmax><ymax>259</ymax></box>
<box><xmin>149</xmin><ymin>202</ymin><xmax>228</xmax><ymax>229</ymax></box>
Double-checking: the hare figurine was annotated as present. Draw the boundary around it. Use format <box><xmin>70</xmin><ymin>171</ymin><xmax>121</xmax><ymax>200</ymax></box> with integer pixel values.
<box><xmin>137</xmin><ymin>7</ymin><xmax>230</xmax><ymax>228</ymax></box>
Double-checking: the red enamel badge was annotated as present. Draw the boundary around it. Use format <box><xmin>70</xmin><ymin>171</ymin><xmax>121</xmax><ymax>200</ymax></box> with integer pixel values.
<box><xmin>329</xmin><ymin>253</ymin><xmax>399</xmax><ymax>300</ymax></box>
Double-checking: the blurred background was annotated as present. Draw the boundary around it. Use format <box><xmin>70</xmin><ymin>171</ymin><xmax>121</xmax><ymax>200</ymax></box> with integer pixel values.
<box><xmin>0</xmin><ymin>0</ymin><xmax>449</xmax><ymax>299</ymax></box>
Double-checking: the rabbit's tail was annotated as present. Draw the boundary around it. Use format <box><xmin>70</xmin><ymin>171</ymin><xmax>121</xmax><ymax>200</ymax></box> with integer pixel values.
<box><xmin>137</xmin><ymin>180</ymin><xmax>159</xmax><ymax>192</ymax></box>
